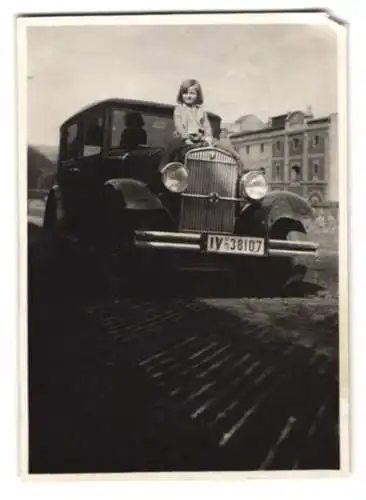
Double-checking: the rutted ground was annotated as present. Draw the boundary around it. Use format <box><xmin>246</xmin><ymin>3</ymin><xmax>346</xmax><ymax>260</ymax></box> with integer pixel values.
<box><xmin>27</xmin><ymin>224</ymin><xmax>339</xmax><ymax>473</ymax></box>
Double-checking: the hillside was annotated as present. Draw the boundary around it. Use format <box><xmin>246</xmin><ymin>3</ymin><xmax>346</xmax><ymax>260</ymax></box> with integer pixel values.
<box><xmin>28</xmin><ymin>144</ymin><xmax>58</xmax><ymax>191</ymax></box>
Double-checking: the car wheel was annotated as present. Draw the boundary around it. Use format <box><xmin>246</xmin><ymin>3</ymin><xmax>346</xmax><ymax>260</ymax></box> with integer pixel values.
<box><xmin>41</xmin><ymin>191</ymin><xmax>68</xmax><ymax>257</ymax></box>
<box><xmin>99</xmin><ymin>241</ymin><xmax>144</xmax><ymax>295</ymax></box>
<box><xmin>267</xmin><ymin>229</ymin><xmax>307</xmax><ymax>294</ymax></box>
<box><xmin>232</xmin><ymin>229</ymin><xmax>307</xmax><ymax>297</ymax></box>
<box><xmin>100</xmin><ymin>243</ymin><xmax>126</xmax><ymax>294</ymax></box>
<box><xmin>43</xmin><ymin>191</ymin><xmax>58</xmax><ymax>234</ymax></box>
<box><xmin>31</xmin><ymin>191</ymin><xmax>78</xmax><ymax>294</ymax></box>
<box><xmin>42</xmin><ymin>190</ymin><xmax>68</xmax><ymax>250</ymax></box>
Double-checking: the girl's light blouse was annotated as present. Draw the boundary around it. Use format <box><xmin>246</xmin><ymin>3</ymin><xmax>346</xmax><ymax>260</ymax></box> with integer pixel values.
<box><xmin>173</xmin><ymin>103</ymin><xmax>213</xmax><ymax>139</ymax></box>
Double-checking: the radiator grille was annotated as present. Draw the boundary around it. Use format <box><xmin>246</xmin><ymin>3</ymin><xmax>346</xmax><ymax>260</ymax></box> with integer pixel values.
<box><xmin>179</xmin><ymin>148</ymin><xmax>238</xmax><ymax>234</ymax></box>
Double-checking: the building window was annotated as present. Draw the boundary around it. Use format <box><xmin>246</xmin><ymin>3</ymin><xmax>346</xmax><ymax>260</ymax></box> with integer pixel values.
<box><xmin>313</xmin><ymin>135</ymin><xmax>319</xmax><ymax>147</ymax></box>
<box><xmin>246</xmin><ymin>145</ymin><xmax>250</xmax><ymax>155</ymax></box>
<box><xmin>275</xmin><ymin>140</ymin><xmax>281</xmax><ymax>152</ymax></box>
<box><xmin>275</xmin><ymin>163</ymin><xmax>281</xmax><ymax>181</ymax></box>
<box><xmin>260</xmin><ymin>143</ymin><xmax>264</xmax><ymax>153</ymax></box>
<box><xmin>293</xmin><ymin>137</ymin><xmax>300</xmax><ymax>151</ymax></box>
<box><xmin>290</xmin><ymin>165</ymin><xmax>301</xmax><ymax>183</ymax></box>
<box><xmin>312</xmin><ymin>160</ymin><xmax>320</xmax><ymax>180</ymax></box>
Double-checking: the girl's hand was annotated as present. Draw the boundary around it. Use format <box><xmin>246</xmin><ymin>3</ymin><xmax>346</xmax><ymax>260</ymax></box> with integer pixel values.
<box><xmin>204</xmin><ymin>136</ymin><xmax>213</xmax><ymax>145</ymax></box>
<box><xmin>189</xmin><ymin>133</ymin><xmax>202</xmax><ymax>143</ymax></box>
<box><xmin>185</xmin><ymin>138</ymin><xmax>194</xmax><ymax>145</ymax></box>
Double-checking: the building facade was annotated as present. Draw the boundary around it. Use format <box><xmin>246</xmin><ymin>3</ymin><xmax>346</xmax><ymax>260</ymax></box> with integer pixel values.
<box><xmin>229</xmin><ymin>111</ymin><xmax>338</xmax><ymax>203</ymax></box>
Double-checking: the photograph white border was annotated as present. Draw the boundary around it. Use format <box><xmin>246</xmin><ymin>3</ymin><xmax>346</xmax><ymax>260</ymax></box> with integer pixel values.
<box><xmin>14</xmin><ymin>5</ymin><xmax>350</xmax><ymax>486</ymax></box>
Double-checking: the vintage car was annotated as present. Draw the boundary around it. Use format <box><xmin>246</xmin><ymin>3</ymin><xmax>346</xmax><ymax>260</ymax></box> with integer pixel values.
<box><xmin>43</xmin><ymin>98</ymin><xmax>319</xmax><ymax>292</ymax></box>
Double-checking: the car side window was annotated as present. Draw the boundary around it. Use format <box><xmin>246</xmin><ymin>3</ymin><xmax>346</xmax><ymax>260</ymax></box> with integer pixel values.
<box><xmin>61</xmin><ymin>122</ymin><xmax>79</xmax><ymax>161</ymax></box>
<box><xmin>82</xmin><ymin>113</ymin><xmax>104</xmax><ymax>157</ymax></box>
<box><xmin>111</xmin><ymin>108</ymin><xmax>174</xmax><ymax>149</ymax></box>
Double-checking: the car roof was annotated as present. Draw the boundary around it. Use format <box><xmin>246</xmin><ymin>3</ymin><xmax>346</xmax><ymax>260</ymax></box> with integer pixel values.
<box><xmin>61</xmin><ymin>98</ymin><xmax>222</xmax><ymax>129</ymax></box>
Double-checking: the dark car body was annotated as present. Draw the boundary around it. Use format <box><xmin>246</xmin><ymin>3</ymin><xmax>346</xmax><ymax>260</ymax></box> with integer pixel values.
<box><xmin>44</xmin><ymin>98</ymin><xmax>319</xmax><ymax>288</ymax></box>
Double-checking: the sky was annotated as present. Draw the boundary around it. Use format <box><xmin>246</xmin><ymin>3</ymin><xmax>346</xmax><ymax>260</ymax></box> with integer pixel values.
<box><xmin>26</xmin><ymin>22</ymin><xmax>337</xmax><ymax>146</ymax></box>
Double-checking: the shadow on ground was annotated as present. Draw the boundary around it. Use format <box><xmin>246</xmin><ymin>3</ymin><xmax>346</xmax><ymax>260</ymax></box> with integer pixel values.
<box><xmin>27</xmin><ymin>223</ymin><xmax>340</xmax><ymax>474</ymax></box>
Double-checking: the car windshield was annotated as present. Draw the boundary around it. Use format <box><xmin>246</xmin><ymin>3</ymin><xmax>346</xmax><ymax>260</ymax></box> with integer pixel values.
<box><xmin>110</xmin><ymin>108</ymin><xmax>175</xmax><ymax>149</ymax></box>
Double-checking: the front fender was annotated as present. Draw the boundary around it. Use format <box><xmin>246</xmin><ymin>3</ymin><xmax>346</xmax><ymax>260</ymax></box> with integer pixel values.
<box><xmin>261</xmin><ymin>190</ymin><xmax>315</xmax><ymax>233</ymax></box>
<box><xmin>104</xmin><ymin>178</ymin><xmax>163</xmax><ymax>210</ymax></box>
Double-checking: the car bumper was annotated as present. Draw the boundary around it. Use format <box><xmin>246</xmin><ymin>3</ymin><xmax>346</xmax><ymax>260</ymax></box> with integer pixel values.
<box><xmin>134</xmin><ymin>230</ymin><xmax>319</xmax><ymax>258</ymax></box>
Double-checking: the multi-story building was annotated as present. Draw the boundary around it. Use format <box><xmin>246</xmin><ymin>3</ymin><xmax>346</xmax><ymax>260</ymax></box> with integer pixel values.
<box><xmin>229</xmin><ymin>110</ymin><xmax>338</xmax><ymax>203</ymax></box>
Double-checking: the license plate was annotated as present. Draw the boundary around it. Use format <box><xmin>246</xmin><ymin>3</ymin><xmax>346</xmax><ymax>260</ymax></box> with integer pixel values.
<box><xmin>206</xmin><ymin>235</ymin><xmax>265</xmax><ymax>256</ymax></box>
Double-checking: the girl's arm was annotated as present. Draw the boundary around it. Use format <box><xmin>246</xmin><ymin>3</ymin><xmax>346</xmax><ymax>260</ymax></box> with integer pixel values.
<box><xmin>173</xmin><ymin>105</ymin><xmax>188</xmax><ymax>139</ymax></box>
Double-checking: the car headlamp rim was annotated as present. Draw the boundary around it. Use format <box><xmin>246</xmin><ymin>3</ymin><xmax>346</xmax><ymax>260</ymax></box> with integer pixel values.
<box><xmin>159</xmin><ymin>161</ymin><xmax>184</xmax><ymax>175</ymax></box>
<box><xmin>161</xmin><ymin>162</ymin><xmax>189</xmax><ymax>193</ymax></box>
<box><xmin>239</xmin><ymin>171</ymin><xmax>268</xmax><ymax>201</ymax></box>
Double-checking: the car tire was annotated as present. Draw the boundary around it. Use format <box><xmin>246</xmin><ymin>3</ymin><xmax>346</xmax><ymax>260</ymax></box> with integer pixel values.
<box><xmin>266</xmin><ymin>229</ymin><xmax>308</xmax><ymax>295</ymax></box>
<box><xmin>41</xmin><ymin>190</ymin><xmax>68</xmax><ymax>259</ymax></box>
<box><xmin>32</xmin><ymin>191</ymin><xmax>78</xmax><ymax>295</ymax></box>
<box><xmin>99</xmin><ymin>243</ymin><xmax>151</xmax><ymax>296</ymax></box>
<box><xmin>99</xmin><ymin>243</ymin><xmax>125</xmax><ymax>294</ymax></box>
<box><xmin>43</xmin><ymin>190</ymin><xmax>58</xmax><ymax>234</ymax></box>
<box><xmin>232</xmin><ymin>229</ymin><xmax>307</xmax><ymax>297</ymax></box>
<box><xmin>42</xmin><ymin>189</ymin><xmax>68</xmax><ymax>248</ymax></box>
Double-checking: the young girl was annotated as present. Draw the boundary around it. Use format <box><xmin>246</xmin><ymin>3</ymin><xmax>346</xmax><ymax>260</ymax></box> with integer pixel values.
<box><xmin>173</xmin><ymin>79</ymin><xmax>213</xmax><ymax>146</ymax></box>
<box><xmin>164</xmin><ymin>78</ymin><xmax>243</xmax><ymax>168</ymax></box>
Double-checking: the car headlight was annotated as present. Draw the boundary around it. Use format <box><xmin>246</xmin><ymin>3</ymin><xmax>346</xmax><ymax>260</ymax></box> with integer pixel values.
<box><xmin>161</xmin><ymin>162</ymin><xmax>189</xmax><ymax>193</ymax></box>
<box><xmin>239</xmin><ymin>171</ymin><xmax>268</xmax><ymax>201</ymax></box>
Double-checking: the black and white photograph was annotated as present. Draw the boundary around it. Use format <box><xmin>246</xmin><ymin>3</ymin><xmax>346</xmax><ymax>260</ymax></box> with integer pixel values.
<box><xmin>19</xmin><ymin>11</ymin><xmax>348</xmax><ymax>477</ymax></box>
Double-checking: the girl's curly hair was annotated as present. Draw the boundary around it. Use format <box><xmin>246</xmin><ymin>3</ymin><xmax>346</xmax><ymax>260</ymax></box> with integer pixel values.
<box><xmin>176</xmin><ymin>79</ymin><xmax>204</xmax><ymax>105</ymax></box>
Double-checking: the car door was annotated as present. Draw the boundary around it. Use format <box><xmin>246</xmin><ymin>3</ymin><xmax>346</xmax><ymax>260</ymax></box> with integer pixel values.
<box><xmin>57</xmin><ymin>110</ymin><xmax>106</xmax><ymax>237</ymax></box>
<box><xmin>74</xmin><ymin>110</ymin><xmax>106</xmax><ymax>236</ymax></box>
<box><xmin>57</xmin><ymin>119</ymin><xmax>83</xmax><ymax>232</ymax></box>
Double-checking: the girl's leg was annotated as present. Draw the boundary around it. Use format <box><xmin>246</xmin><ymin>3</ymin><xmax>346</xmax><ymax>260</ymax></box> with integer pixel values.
<box><xmin>159</xmin><ymin>137</ymin><xmax>186</xmax><ymax>167</ymax></box>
